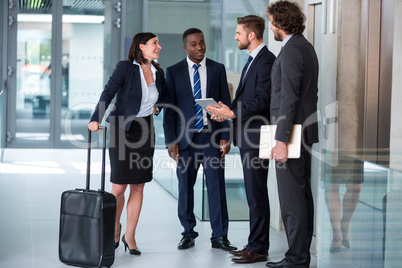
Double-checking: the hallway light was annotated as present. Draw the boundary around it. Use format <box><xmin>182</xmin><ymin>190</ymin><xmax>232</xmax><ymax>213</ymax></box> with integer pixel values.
<box><xmin>18</xmin><ymin>14</ymin><xmax>105</xmax><ymax>24</ymax></box>
<box><xmin>62</xmin><ymin>15</ymin><xmax>105</xmax><ymax>24</ymax></box>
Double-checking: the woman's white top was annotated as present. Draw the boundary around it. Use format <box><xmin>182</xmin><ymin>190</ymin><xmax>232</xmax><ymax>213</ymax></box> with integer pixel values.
<box><xmin>134</xmin><ymin>60</ymin><xmax>159</xmax><ymax>117</ymax></box>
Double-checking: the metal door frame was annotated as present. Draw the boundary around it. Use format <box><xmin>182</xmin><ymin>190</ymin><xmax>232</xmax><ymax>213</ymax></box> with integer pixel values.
<box><xmin>6</xmin><ymin>0</ymin><xmax>18</xmax><ymax>148</ymax></box>
<box><xmin>1</xmin><ymin>1</ymin><xmax>9</xmax><ymax>159</ymax></box>
<box><xmin>362</xmin><ymin>0</ymin><xmax>394</xmax><ymax>150</ymax></box>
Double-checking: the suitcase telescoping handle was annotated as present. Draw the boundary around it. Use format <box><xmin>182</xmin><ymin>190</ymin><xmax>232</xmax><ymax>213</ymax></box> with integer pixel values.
<box><xmin>86</xmin><ymin>126</ymin><xmax>107</xmax><ymax>192</ymax></box>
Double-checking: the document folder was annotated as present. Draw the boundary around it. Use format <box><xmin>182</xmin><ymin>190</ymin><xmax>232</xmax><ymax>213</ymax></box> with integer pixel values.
<box><xmin>259</xmin><ymin>124</ymin><xmax>302</xmax><ymax>159</ymax></box>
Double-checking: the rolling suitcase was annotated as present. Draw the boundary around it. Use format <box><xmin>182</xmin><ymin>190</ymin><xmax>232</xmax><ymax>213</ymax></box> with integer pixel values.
<box><xmin>59</xmin><ymin>126</ymin><xmax>116</xmax><ymax>267</ymax></box>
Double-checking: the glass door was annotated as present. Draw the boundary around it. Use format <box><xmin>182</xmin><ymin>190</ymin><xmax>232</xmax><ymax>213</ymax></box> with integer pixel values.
<box><xmin>59</xmin><ymin>0</ymin><xmax>108</xmax><ymax>148</ymax></box>
<box><xmin>6</xmin><ymin>0</ymin><xmax>121</xmax><ymax>148</ymax></box>
<box><xmin>7</xmin><ymin>2</ymin><xmax>53</xmax><ymax>147</ymax></box>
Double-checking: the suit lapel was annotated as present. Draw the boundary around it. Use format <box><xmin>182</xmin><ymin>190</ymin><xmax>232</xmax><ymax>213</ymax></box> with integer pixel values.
<box><xmin>206</xmin><ymin>59</ymin><xmax>212</xmax><ymax>97</ymax></box>
<box><xmin>234</xmin><ymin>47</ymin><xmax>267</xmax><ymax>101</ymax></box>
<box><xmin>179</xmin><ymin>59</ymin><xmax>194</xmax><ymax>100</ymax></box>
<box><xmin>272</xmin><ymin>36</ymin><xmax>292</xmax><ymax>70</ymax></box>
<box><xmin>272</xmin><ymin>48</ymin><xmax>282</xmax><ymax>70</ymax></box>
<box><xmin>273</xmin><ymin>35</ymin><xmax>299</xmax><ymax>69</ymax></box>
<box><xmin>241</xmin><ymin>60</ymin><xmax>254</xmax><ymax>85</ymax></box>
<box><xmin>131</xmin><ymin>64</ymin><xmax>142</xmax><ymax>94</ymax></box>
<box><xmin>233</xmin><ymin>61</ymin><xmax>249</xmax><ymax>101</ymax></box>
<box><xmin>155</xmin><ymin>69</ymin><xmax>162</xmax><ymax>94</ymax></box>
<box><xmin>238</xmin><ymin>62</ymin><xmax>248</xmax><ymax>85</ymax></box>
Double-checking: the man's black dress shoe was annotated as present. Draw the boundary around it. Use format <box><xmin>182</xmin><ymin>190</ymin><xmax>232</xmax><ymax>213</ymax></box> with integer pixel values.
<box><xmin>211</xmin><ymin>236</ymin><xmax>237</xmax><ymax>251</ymax></box>
<box><xmin>265</xmin><ymin>260</ymin><xmax>286</xmax><ymax>268</ymax></box>
<box><xmin>178</xmin><ymin>236</ymin><xmax>195</xmax><ymax>249</ymax></box>
<box><xmin>266</xmin><ymin>259</ymin><xmax>287</xmax><ymax>267</ymax></box>
<box><xmin>231</xmin><ymin>249</ymin><xmax>267</xmax><ymax>263</ymax></box>
<box><xmin>266</xmin><ymin>258</ymin><xmax>307</xmax><ymax>267</ymax></box>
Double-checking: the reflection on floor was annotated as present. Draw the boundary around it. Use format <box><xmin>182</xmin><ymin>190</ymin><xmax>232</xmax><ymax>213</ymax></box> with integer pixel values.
<box><xmin>0</xmin><ymin>149</ymin><xmax>317</xmax><ymax>268</ymax></box>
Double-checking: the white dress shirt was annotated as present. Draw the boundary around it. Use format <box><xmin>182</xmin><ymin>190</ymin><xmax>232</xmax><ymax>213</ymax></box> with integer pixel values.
<box><xmin>134</xmin><ymin>60</ymin><xmax>159</xmax><ymax>117</ymax></box>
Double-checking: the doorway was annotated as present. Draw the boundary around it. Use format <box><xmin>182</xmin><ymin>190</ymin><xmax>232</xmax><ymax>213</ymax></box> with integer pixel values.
<box><xmin>5</xmin><ymin>0</ymin><xmax>121</xmax><ymax>148</ymax></box>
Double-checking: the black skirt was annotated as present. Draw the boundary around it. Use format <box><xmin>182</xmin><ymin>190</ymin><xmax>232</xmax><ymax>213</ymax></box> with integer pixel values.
<box><xmin>109</xmin><ymin>115</ymin><xmax>155</xmax><ymax>184</ymax></box>
<box><xmin>324</xmin><ymin>157</ymin><xmax>364</xmax><ymax>184</ymax></box>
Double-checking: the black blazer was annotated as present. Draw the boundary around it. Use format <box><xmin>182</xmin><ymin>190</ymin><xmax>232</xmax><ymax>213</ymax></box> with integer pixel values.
<box><xmin>270</xmin><ymin>34</ymin><xmax>319</xmax><ymax>145</ymax></box>
<box><xmin>163</xmin><ymin>58</ymin><xmax>231</xmax><ymax>150</ymax></box>
<box><xmin>90</xmin><ymin>60</ymin><xmax>168</xmax><ymax>130</ymax></box>
<box><xmin>231</xmin><ymin>46</ymin><xmax>276</xmax><ymax>150</ymax></box>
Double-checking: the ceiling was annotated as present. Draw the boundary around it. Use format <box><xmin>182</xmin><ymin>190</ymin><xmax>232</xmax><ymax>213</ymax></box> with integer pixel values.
<box><xmin>18</xmin><ymin>0</ymin><xmax>105</xmax><ymax>15</ymax></box>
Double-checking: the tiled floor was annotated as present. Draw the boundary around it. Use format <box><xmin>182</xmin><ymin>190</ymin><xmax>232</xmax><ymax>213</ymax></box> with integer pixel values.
<box><xmin>0</xmin><ymin>149</ymin><xmax>317</xmax><ymax>268</ymax></box>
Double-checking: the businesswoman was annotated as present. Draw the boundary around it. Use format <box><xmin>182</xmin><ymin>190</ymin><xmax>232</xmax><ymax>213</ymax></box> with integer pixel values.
<box><xmin>88</xmin><ymin>32</ymin><xmax>167</xmax><ymax>255</ymax></box>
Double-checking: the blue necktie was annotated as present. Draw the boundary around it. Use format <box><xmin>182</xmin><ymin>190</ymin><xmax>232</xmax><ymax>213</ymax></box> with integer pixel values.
<box><xmin>193</xmin><ymin>64</ymin><xmax>203</xmax><ymax>132</ymax></box>
<box><xmin>242</xmin><ymin>55</ymin><xmax>253</xmax><ymax>82</ymax></box>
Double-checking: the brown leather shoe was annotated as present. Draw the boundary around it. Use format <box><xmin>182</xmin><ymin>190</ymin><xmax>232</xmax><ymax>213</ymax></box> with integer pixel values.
<box><xmin>229</xmin><ymin>245</ymin><xmax>248</xmax><ymax>256</ymax></box>
<box><xmin>231</xmin><ymin>249</ymin><xmax>267</xmax><ymax>263</ymax></box>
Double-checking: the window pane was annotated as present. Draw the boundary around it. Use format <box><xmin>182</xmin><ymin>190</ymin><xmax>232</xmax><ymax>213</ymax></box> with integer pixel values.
<box><xmin>16</xmin><ymin>13</ymin><xmax>52</xmax><ymax>142</ymax></box>
<box><xmin>60</xmin><ymin>2</ymin><xmax>105</xmax><ymax>145</ymax></box>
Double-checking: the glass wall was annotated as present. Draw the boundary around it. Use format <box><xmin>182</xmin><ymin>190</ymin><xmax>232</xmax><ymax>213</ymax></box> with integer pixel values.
<box><xmin>148</xmin><ymin>0</ymin><xmax>223</xmax><ymax>219</ymax></box>
<box><xmin>4</xmin><ymin>0</ymin><xmax>117</xmax><ymax>148</ymax></box>
<box><xmin>219</xmin><ymin>0</ymin><xmax>270</xmax><ymax>221</ymax></box>
<box><xmin>223</xmin><ymin>0</ymin><xmax>270</xmax><ymax>98</ymax></box>
<box><xmin>15</xmin><ymin>14</ymin><xmax>53</xmax><ymax>142</ymax></box>
<box><xmin>318</xmin><ymin>149</ymin><xmax>402</xmax><ymax>267</ymax></box>
<box><xmin>59</xmin><ymin>4</ymin><xmax>105</xmax><ymax>145</ymax></box>
<box><xmin>147</xmin><ymin>0</ymin><xmax>268</xmax><ymax>220</ymax></box>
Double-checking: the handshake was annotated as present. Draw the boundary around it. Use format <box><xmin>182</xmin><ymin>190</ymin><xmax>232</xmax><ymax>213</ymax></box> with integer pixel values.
<box><xmin>195</xmin><ymin>98</ymin><xmax>235</xmax><ymax>122</ymax></box>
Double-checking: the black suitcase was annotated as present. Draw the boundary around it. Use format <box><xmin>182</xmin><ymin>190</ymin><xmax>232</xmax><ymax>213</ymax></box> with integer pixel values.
<box><xmin>59</xmin><ymin>126</ymin><xmax>116</xmax><ymax>267</ymax></box>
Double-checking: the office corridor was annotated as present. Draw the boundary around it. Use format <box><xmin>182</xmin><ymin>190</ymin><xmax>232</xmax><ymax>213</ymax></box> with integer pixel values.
<box><xmin>0</xmin><ymin>149</ymin><xmax>317</xmax><ymax>268</ymax></box>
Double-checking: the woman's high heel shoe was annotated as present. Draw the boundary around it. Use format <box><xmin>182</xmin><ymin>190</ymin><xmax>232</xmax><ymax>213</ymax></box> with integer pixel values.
<box><xmin>115</xmin><ymin>223</ymin><xmax>121</xmax><ymax>249</ymax></box>
<box><xmin>122</xmin><ymin>235</ymin><xmax>141</xmax><ymax>255</ymax></box>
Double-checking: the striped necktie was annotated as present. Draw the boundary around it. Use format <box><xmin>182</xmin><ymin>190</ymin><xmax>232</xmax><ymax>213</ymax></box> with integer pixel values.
<box><xmin>193</xmin><ymin>64</ymin><xmax>203</xmax><ymax>132</ymax></box>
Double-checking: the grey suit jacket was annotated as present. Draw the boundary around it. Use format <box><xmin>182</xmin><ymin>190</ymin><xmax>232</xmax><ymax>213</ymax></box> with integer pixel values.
<box><xmin>270</xmin><ymin>34</ymin><xmax>319</xmax><ymax>145</ymax></box>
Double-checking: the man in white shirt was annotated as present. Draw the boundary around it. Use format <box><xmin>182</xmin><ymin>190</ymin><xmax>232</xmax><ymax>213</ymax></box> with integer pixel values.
<box><xmin>163</xmin><ymin>28</ymin><xmax>236</xmax><ymax>251</ymax></box>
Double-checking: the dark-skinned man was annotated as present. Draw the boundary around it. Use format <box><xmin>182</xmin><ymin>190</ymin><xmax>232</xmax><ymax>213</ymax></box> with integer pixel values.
<box><xmin>163</xmin><ymin>28</ymin><xmax>236</xmax><ymax>251</ymax></box>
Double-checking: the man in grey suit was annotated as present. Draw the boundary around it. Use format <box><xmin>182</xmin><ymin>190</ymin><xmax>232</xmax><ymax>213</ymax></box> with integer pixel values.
<box><xmin>265</xmin><ymin>1</ymin><xmax>319</xmax><ymax>268</ymax></box>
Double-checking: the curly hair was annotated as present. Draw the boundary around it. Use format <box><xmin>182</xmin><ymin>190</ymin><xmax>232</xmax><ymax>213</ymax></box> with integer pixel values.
<box><xmin>266</xmin><ymin>0</ymin><xmax>305</xmax><ymax>35</ymax></box>
<box><xmin>127</xmin><ymin>32</ymin><xmax>160</xmax><ymax>68</ymax></box>
<box><xmin>182</xmin><ymin>28</ymin><xmax>203</xmax><ymax>44</ymax></box>
<box><xmin>237</xmin><ymin>15</ymin><xmax>265</xmax><ymax>40</ymax></box>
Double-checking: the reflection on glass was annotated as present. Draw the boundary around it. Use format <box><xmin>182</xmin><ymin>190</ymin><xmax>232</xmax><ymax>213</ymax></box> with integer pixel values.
<box><xmin>148</xmin><ymin>0</ymin><xmax>269</xmax><ymax>221</ymax></box>
<box><xmin>203</xmin><ymin>150</ymin><xmax>248</xmax><ymax>221</ymax></box>
<box><xmin>319</xmin><ymin>150</ymin><xmax>402</xmax><ymax>268</ymax></box>
<box><xmin>60</xmin><ymin>9</ymin><xmax>105</xmax><ymax>145</ymax></box>
<box><xmin>16</xmin><ymin>14</ymin><xmax>52</xmax><ymax>141</ymax></box>
<box><xmin>224</xmin><ymin>0</ymin><xmax>270</xmax><ymax>99</ymax></box>
<box><xmin>324</xmin><ymin>154</ymin><xmax>363</xmax><ymax>253</ymax></box>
